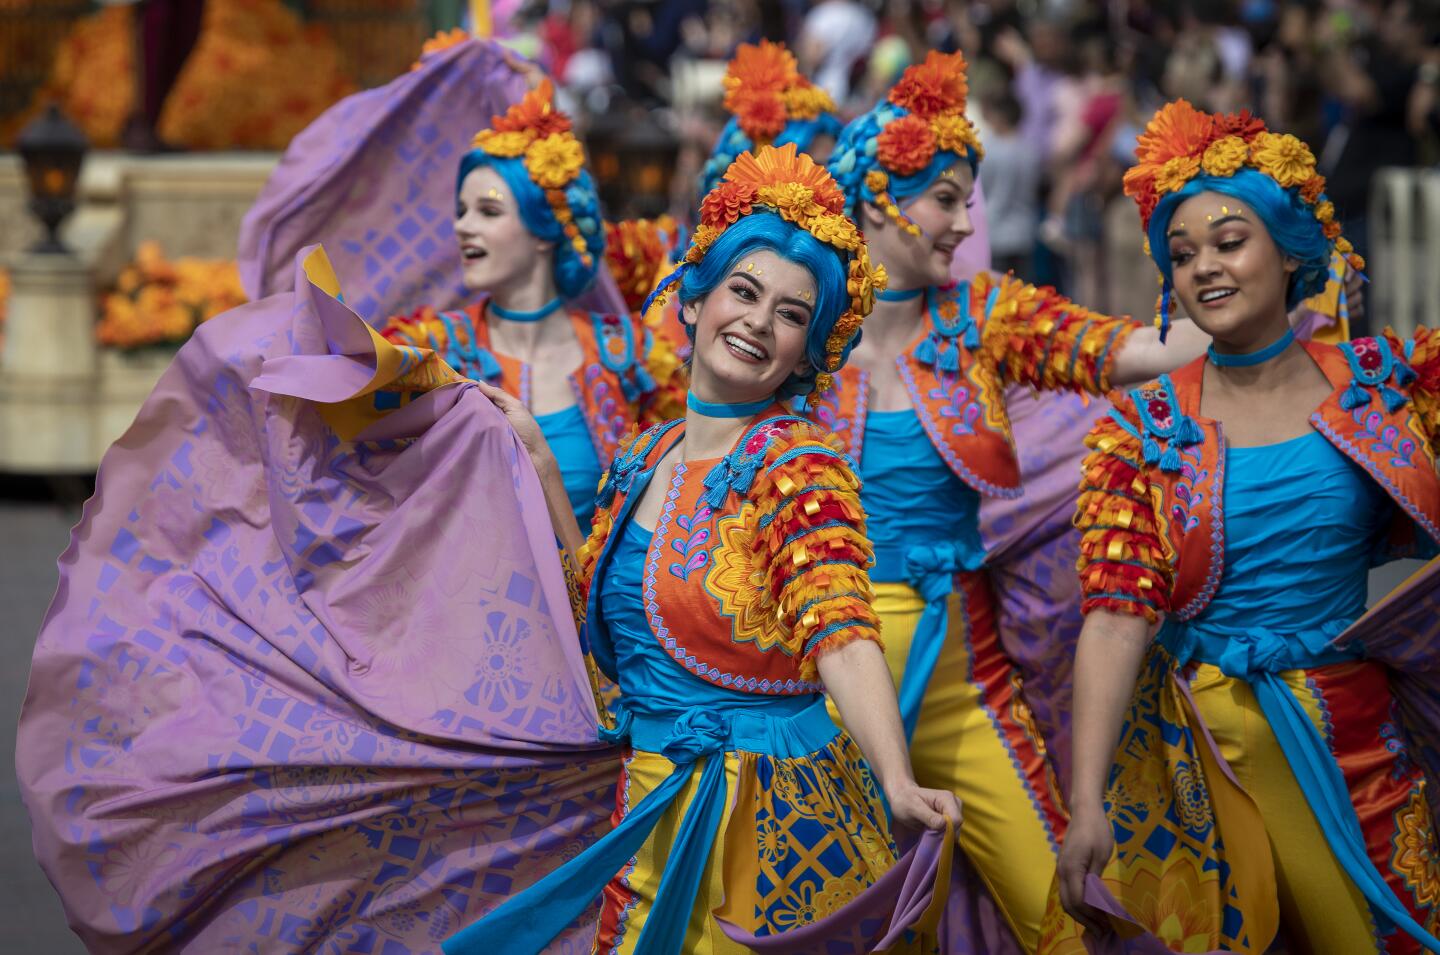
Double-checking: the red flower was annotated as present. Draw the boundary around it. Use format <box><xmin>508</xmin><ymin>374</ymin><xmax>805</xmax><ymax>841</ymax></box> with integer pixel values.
<box><xmin>700</xmin><ymin>181</ymin><xmax>757</xmax><ymax>227</ymax></box>
<box><xmin>1147</xmin><ymin>399</ymin><xmax>1169</xmax><ymax>420</ymax></box>
<box><xmin>888</xmin><ymin>50</ymin><xmax>968</xmax><ymax>118</ymax></box>
<box><xmin>730</xmin><ymin>90</ymin><xmax>788</xmax><ymax>143</ymax></box>
<box><xmin>1213</xmin><ymin>108</ymin><xmax>1265</xmax><ymax>142</ymax></box>
<box><xmin>1360</xmin><ymin>350</ymin><xmax>1381</xmax><ymax>370</ymax></box>
<box><xmin>490</xmin><ymin>80</ymin><xmax>573</xmax><ymax>138</ymax></box>
<box><xmin>876</xmin><ymin>115</ymin><xmax>937</xmax><ymax>177</ymax></box>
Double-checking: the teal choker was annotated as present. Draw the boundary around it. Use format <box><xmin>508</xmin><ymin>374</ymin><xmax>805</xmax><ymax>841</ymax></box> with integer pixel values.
<box><xmin>876</xmin><ymin>287</ymin><xmax>925</xmax><ymax>302</ymax></box>
<box><xmin>686</xmin><ymin>392</ymin><xmax>771</xmax><ymax>418</ymax></box>
<box><xmin>489</xmin><ymin>296</ymin><xmax>565</xmax><ymax>322</ymax></box>
<box><xmin>1208</xmin><ymin>328</ymin><xmax>1295</xmax><ymax>368</ymax></box>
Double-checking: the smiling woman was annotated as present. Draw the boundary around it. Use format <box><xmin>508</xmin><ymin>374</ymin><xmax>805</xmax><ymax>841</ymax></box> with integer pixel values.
<box><xmin>1048</xmin><ymin>100</ymin><xmax>1440</xmax><ymax>955</ymax></box>
<box><xmin>444</xmin><ymin>143</ymin><xmax>961</xmax><ymax>955</ymax></box>
<box><xmin>380</xmin><ymin>81</ymin><xmax>683</xmax><ymax>529</ymax></box>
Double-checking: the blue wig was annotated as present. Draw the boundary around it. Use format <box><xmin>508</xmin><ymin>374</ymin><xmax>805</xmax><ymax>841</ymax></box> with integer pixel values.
<box><xmin>699</xmin><ymin>113</ymin><xmax>844</xmax><ymax>197</ymax></box>
<box><xmin>457</xmin><ymin>149</ymin><xmax>606</xmax><ymax>300</ymax></box>
<box><xmin>1148</xmin><ymin>168</ymin><xmax>1332</xmax><ymax>312</ymax></box>
<box><xmin>658</xmin><ymin>211</ymin><xmax>851</xmax><ymax>399</ymax></box>
<box><xmin>827</xmin><ymin>102</ymin><xmax>980</xmax><ymax>221</ymax></box>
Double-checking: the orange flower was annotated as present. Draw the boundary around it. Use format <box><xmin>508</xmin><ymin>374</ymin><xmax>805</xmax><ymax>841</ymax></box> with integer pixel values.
<box><xmin>1323</xmin><ymin>221</ymin><xmax>1342</xmax><ymax>239</ymax></box>
<box><xmin>725</xmin><ymin>142</ymin><xmax>844</xmax><ymax>214</ymax></box>
<box><xmin>876</xmin><ymin>114</ymin><xmax>936</xmax><ymax>177</ymax></box>
<box><xmin>701</xmin><ymin>181</ymin><xmax>758</xmax><ymax>227</ymax></box>
<box><xmin>730</xmin><ymin>89</ymin><xmax>788</xmax><ymax>143</ymax></box>
<box><xmin>888</xmin><ymin>50</ymin><xmax>968</xmax><ymax>118</ymax></box>
<box><xmin>413</xmin><ymin>28</ymin><xmax>468</xmax><ymax>69</ymax></box>
<box><xmin>1134</xmin><ymin>100</ymin><xmax>1215</xmax><ymax>167</ymax></box>
<box><xmin>490</xmin><ymin>80</ymin><xmax>572</xmax><ymax>139</ymax></box>
<box><xmin>1300</xmin><ymin>175</ymin><xmax>1327</xmax><ymax>204</ymax></box>
<box><xmin>722</xmin><ymin>40</ymin><xmax>796</xmax><ymax>100</ymax></box>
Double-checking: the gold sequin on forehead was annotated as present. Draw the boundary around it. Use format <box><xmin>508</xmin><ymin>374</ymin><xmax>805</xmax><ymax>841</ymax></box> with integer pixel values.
<box><xmin>798</xmin><ymin>289</ymin><xmax>813</xmax><ymax>302</ymax></box>
<box><xmin>744</xmin><ymin>261</ymin><xmax>764</xmax><ymax>276</ymax></box>
<box><xmin>487</xmin><ymin>187</ymin><xmax>504</xmax><ymax>200</ymax></box>
<box><xmin>939</xmin><ymin>167</ymin><xmax>963</xmax><ymax>181</ymax></box>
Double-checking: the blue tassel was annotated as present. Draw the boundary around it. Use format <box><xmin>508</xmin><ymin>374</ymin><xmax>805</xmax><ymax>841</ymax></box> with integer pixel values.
<box><xmin>938</xmin><ymin>342</ymin><xmax>961</xmax><ymax>373</ymax></box>
<box><xmin>1142</xmin><ymin>434</ymin><xmax>1162</xmax><ymax>465</ymax></box>
<box><xmin>635</xmin><ymin>366</ymin><xmax>657</xmax><ymax>396</ymax></box>
<box><xmin>1396</xmin><ymin>362</ymin><xmax>1417</xmax><ymax>388</ymax></box>
<box><xmin>1341</xmin><ymin>382</ymin><xmax>1371</xmax><ymax>411</ymax></box>
<box><xmin>1381</xmin><ymin>385</ymin><xmax>1408</xmax><ymax>413</ymax></box>
<box><xmin>963</xmin><ymin>322</ymin><xmax>980</xmax><ymax>350</ymax></box>
<box><xmin>1158</xmin><ymin>282</ymin><xmax>1172</xmax><ymax>344</ymax></box>
<box><xmin>618</xmin><ymin>375</ymin><xmax>640</xmax><ymax>404</ymax></box>
<box><xmin>475</xmin><ymin>347</ymin><xmax>503</xmax><ymax>383</ymax></box>
<box><xmin>1159</xmin><ymin>445</ymin><xmax>1181</xmax><ymax>473</ymax></box>
<box><xmin>1177</xmin><ymin>416</ymin><xmax>1204</xmax><ymax>446</ymax></box>
<box><xmin>915</xmin><ymin>335</ymin><xmax>939</xmax><ymax>366</ymax></box>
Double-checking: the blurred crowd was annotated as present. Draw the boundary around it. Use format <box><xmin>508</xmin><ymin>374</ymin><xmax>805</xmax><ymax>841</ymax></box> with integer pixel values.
<box><xmin>507</xmin><ymin>0</ymin><xmax>1440</xmax><ymax>325</ymax></box>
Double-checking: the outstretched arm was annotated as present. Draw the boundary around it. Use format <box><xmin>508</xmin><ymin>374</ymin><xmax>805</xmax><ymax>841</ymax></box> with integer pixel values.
<box><xmin>1108</xmin><ymin>318</ymin><xmax>1211</xmax><ymax>387</ymax></box>
<box><xmin>819</xmin><ymin>641</ymin><xmax>963</xmax><ymax>832</ymax></box>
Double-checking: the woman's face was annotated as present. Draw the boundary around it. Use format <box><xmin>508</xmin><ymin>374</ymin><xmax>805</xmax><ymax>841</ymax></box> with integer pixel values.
<box><xmin>861</xmin><ymin>161</ymin><xmax>974</xmax><ymax>290</ymax></box>
<box><xmin>683</xmin><ymin>249</ymin><xmax>816</xmax><ymax>405</ymax></box>
<box><xmin>454</xmin><ymin>166</ymin><xmax>554</xmax><ymax>295</ymax></box>
<box><xmin>1165</xmin><ymin>191</ymin><xmax>1296</xmax><ymax>345</ymax></box>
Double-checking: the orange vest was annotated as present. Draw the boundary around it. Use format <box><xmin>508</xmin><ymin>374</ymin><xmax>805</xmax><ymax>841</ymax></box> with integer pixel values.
<box><xmin>1116</xmin><ymin>339</ymin><xmax>1440</xmax><ymax>620</ymax></box>
<box><xmin>381</xmin><ymin>301</ymin><xmax>664</xmax><ymax>461</ymax></box>
<box><xmin>582</xmin><ymin>409</ymin><xmax>880</xmax><ymax>694</ymax></box>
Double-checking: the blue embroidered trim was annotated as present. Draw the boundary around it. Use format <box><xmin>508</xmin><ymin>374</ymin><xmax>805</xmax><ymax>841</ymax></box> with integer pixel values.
<box><xmin>766</xmin><ymin>443</ymin><xmax>844</xmax><ymax>474</ymax></box>
<box><xmin>794</xmin><ymin>590</ymin><xmax>866</xmax><ymax>619</ymax></box>
<box><xmin>1066</xmin><ymin>317</ymin><xmax>1095</xmax><ymax>384</ymax></box>
<box><xmin>777</xmin><ymin>557</ymin><xmax>858</xmax><ymax>592</ymax></box>
<box><xmin>1128</xmin><ymin>374</ymin><xmax>1204</xmax><ymax>473</ymax></box>
<box><xmin>1312</xmin><ymin>412</ymin><xmax>1440</xmax><ymax>549</ymax></box>
<box><xmin>597</xmin><ymin>419</ymin><xmax>681</xmax><ymax>508</ymax></box>
<box><xmin>1089</xmin><ymin>590</ymin><xmax>1163</xmax><ymax>610</ymax></box>
<box><xmin>1174</xmin><ymin>430</ymin><xmax>1226</xmax><ymax>621</ymax></box>
<box><xmin>756</xmin><ymin>483</ymin><xmax>845</xmax><ymax>530</ymax></box>
<box><xmin>778</xmin><ymin>519</ymin><xmax>851</xmax><ymax>550</ymax></box>
<box><xmin>914</xmin><ymin>283</ymin><xmax>980</xmax><ymax>372</ymax></box>
<box><xmin>897</xmin><ymin>356</ymin><xmax>1022</xmax><ymax>499</ymax></box>
<box><xmin>1338</xmin><ymin>337</ymin><xmax>1416</xmax><ymax>414</ymax></box>
<box><xmin>803</xmin><ymin>619</ymin><xmax>876</xmax><ymax>656</ymax></box>
<box><xmin>1094</xmin><ymin>322</ymin><xmax>1127</xmax><ymax>388</ymax></box>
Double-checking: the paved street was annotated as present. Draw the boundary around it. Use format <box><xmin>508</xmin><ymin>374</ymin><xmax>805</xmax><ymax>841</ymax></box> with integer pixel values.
<box><xmin>0</xmin><ymin>498</ymin><xmax>1424</xmax><ymax>952</ymax></box>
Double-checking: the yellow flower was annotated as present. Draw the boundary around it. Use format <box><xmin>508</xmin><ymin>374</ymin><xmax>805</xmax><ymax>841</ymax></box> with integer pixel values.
<box><xmin>472</xmin><ymin>129</ymin><xmax>532</xmax><ymax>158</ymax></box>
<box><xmin>685</xmin><ymin>225</ymin><xmax>722</xmax><ymax>263</ymax></box>
<box><xmin>1199</xmin><ymin>135</ymin><xmax>1247</xmax><ymax>177</ymax></box>
<box><xmin>847</xmin><ymin>253</ymin><xmax>884</xmax><ymax>317</ymax></box>
<box><xmin>782</xmin><ymin>83</ymin><xmax>835</xmax><ymax>120</ymax></box>
<box><xmin>1314</xmin><ymin>200</ymin><xmax>1335</xmax><ymax>223</ymax></box>
<box><xmin>1250</xmin><ymin>131</ymin><xmax>1315</xmax><ymax>188</ymax></box>
<box><xmin>806</xmin><ymin>213</ymin><xmax>861</xmax><ymax>251</ymax></box>
<box><xmin>864</xmin><ymin>169</ymin><xmax>889</xmax><ymax>195</ymax></box>
<box><xmin>756</xmin><ymin>182</ymin><xmax>817</xmax><ymax>217</ymax></box>
<box><xmin>525</xmin><ymin>134</ymin><xmax>585</xmax><ymax>190</ymax></box>
<box><xmin>1155</xmin><ymin>155</ymin><xmax>1200</xmax><ymax>194</ymax></box>
<box><xmin>1336</xmin><ymin>237</ymin><xmax>1353</xmax><ymax>254</ymax></box>
<box><xmin>932</xmin><ymin>113</ymin><xmax>980</xmax><ymax>157</ymax></box>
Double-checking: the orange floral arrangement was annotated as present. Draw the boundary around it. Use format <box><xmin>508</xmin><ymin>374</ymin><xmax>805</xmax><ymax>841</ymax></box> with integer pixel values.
<box><xmin>604</xmin><ymin>216</ymin><xmax>683</xmax><ymax>312</ymax></box>
<box><xmin>97</xmin><ymin>242</ymin><xmax>247</xmax><ymax>350</ymax></box>
<box><xmin>470</xmin><ymin>81</ymin><xmax>596</xmax><ymax>269</ymax></box>
<box><xmin>1124</xmin><ymin>99</ymin><xmax>1361</xmax><ymax>272</ymax></box>
<box><xmin>647</xmin><ymin>144</ymin><xmax>886</xmax><ymax>397</ymax></box>
<box><xmin>412</xmin><ymin>27</ymin><xmax>469</xmax><ymax>70</ymax></box>
<box><xmin>721</xmin><ymin>41</ymin><xmax>837</xmax><ymax>144</ymax></box>
<box><xmin>848</xmin><ymin>51</ymin><xmax>984</xmax><ymax>237</ymax></box>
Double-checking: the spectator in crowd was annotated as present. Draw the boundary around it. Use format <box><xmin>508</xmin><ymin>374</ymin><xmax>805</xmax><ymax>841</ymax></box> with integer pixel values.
<box><xmin>978</xmin><ymin>90</ymin><xmax>1042</xmax><ymax>278</ymax></box>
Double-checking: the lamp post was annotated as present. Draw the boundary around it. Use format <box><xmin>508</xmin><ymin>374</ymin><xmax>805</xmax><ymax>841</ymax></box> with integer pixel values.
<box><xmin>16</xmin><ymin>103</ymin><xmax>89</xmax><ymax>255</ymax></box>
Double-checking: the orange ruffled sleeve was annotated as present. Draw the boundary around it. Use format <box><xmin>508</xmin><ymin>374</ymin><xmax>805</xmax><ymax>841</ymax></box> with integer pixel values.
<box><xmin>1388</xmin><ymin>325</ymin><xmax>1440</xmax><ymax>458</ymax></box>
<box><xmin>1074</xmin><ymin>401</ymin><xmax>1174</xmax><ymax>623</ymax></box>
<box><xmin>380</xmin><ymin>305</ymin><xmax>467</xmax><ymax>353</ymax></box>
<box><xmin>750</xmin><ymin>427</ymin><xmax>881</xmax><ymax>683</ymax></box>
<box><xmin>976</xmin><ymin>271</ymin><xmax>1139</xmax><ymax>396</ymax></box>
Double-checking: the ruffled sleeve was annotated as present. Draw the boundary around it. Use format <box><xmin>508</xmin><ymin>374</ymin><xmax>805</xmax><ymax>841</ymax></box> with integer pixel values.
<box><xmin>381</xmin><ymin>305</ymin><xmax>452</xmax><ymax>350</ymax></box>
<box><xmin>750</xmin><ymin>426</ymin><xmax>881</xmax><ymax>683</ymax></box>
<box><xmin>1074</xmin><ymin>399</ymin><xmax>1174</xmax><ymax>623</ymax></box>
<box><xmin>1388</xmin><ymin>325</ymin><xmax>1440</xmax><ymax>458</ymax></box>
<box><xmin>977</xmin><ymin>271</ymin><xmax>1138</xmax><ymax>396</ymax></box>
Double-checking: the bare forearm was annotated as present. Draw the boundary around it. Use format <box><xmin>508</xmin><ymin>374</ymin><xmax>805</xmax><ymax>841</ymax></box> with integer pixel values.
<box><xmin>817</xmin><ymin>640</ymin><xmax>914</xmax><ymax>793</ymax></box>
<box><xmin>535</xmin><ymin>457</ymin><xmax>586</xmax><ymax>555</ymax></box>
<box><xmin>1070</xmin><ymin>611</ymin><xmax>1151</xmax><ymax>811</ymax></box>
<box><xmin>1110</xmin><ymin>319</ymin><xmax>1210</xmax><ymax>387</ymax></box>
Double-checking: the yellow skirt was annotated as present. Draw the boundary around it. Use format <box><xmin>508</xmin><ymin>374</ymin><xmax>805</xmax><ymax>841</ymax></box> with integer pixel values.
<box><xmin>830</xmin><ymin>576</ymin><xmax>1067</xmax><ymax>951</ymax></box>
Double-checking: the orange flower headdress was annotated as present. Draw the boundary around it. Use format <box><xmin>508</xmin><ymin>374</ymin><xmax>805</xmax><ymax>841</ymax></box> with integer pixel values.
<box><xmin>827</xmin><ymin>51</ymin><xmax>983</xmax><ymax>235</ymax></box>
<box><xmin>1125</xmin><ymin>99</ymin><xmax>1361</xmax><ymax>337</ymax></box>
<box><xmin>645</xmin><ymin>143</ymin><xmax>886</xmax><ymax>398</ymax></box>
<box><xmin>702</xmin><ymin>41</ymin><xmax>842</xmax><ymax>196</ymax></box>
<box><xmin>605</xmin><ymin>215</ymin><xmax>684</xmax><ymax>312</ymax></box>
<box><xmin>468</xmin><ymin>80</ymin><xmax>597</xmax><ymax>270</ymax></box>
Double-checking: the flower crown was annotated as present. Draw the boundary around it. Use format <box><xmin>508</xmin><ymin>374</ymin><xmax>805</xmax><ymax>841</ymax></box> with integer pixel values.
<box><xmin>835</xmin><ymin>51</ymin><xmax>983</xmax><ymax>236</ymax></box>
<box><xmin>1124</xmin><ymin>100</ymin><xmax>1361</xmax><ymax>337</ymax></box>
<box><xmin>645</xmin><ymin>143</ymin><xmax>886</xmax><ymax>398</ymax></box>
<box><xmin>470</xmin><ymin>81</ymin><xmax>595</xmax><ymax>269</ymax></box>
<box><xmin>1125</xmin><ymin>99</ymin><xmax>1361</xmax><ymax>271</ymax></box>
<box><xmin>605</xmin><ymin>215</ymin><xmax>683</xmax><ymax>312</ymax></box>
<box><xmin>722</xmin><ymin>41</ymin><xmax>837</xmax><ymax>144</ymax></box>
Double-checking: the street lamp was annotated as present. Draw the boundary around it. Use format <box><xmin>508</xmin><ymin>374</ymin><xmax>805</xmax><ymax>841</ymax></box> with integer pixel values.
<box><xmin>17</xmin><ymin>103</ymin><xmax>88</xmax><ymax>255</ymax></box>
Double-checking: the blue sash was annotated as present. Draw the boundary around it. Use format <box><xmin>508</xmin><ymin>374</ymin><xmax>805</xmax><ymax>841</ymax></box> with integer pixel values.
<box><xmin>1160</xmin><ymin>618</ymin><xmax>1440</xmax><ymax>952</ymax></box>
